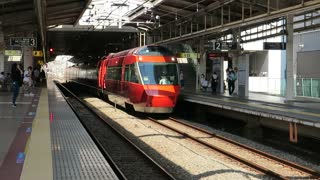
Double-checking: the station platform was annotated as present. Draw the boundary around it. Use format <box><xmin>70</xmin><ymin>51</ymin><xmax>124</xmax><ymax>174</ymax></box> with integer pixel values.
<box><xmin>181</xmin><ymin>90</ymin><xmax>320</xmax><ymax>130</ymax></box>
<box><xmin>0</xmin><ymin>80</ymin><xmax>118</xmax><ymax>180</ymax></box>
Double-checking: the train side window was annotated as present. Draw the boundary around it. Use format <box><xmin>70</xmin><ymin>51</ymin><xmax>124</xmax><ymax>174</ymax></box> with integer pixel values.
<box><xmin>125</xmin><ymin>64</ymin><xmax>139</xmax><ymax>83</ymax></box>
<box><xmin>124</xmin><ymin>65</ymin><xmax>130</xmax><ymax>81</ymax></box>
<box><xmin>135</xmin><ymin>46</ymin><xmax>174</xmax><ymax>56</ymax></box>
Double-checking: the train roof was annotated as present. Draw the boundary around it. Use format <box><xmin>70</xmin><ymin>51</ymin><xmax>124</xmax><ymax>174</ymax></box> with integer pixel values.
<box><xmin>106</xmin><ymin>45</ymin><xmax>172</xmax><ymax>59</ymax></box>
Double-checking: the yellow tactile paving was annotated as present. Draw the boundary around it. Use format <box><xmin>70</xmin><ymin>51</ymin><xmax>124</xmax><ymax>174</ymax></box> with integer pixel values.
<box><xmin>20</xmin><ymin>88</ymin><xmax>53</xmax><ymax>180</ymax></box>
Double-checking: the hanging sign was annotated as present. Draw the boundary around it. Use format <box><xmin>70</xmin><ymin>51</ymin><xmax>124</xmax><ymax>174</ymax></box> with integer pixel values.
<box><xmin>263</xmin><ymin>42</ymin><xmax>286</xmax><ymax>50</ymax></box>
<box><xmin>5</xmin><ymin>50</ymin><xmax>22</xmax><ymax>56</ymax></box>
<box><xmin>176</xmin><ymin>53</ymin><xmax>200</xmax><ymax>59</ymax></box>
<box><xmin>10</xmin><ymin>37</ymin><xmax>37</xmax><ymax>47</ymax></box>
<box><xmin>33</xmin><ymin>51</ymin><xmax>43</xmax><ymax>57</ymax></box>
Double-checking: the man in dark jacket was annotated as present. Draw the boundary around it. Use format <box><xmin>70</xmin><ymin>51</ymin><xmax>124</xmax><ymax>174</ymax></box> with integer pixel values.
<box><xmin>11</xmin><ymin>63</ymin><xmax>23</xmax><ymax>107</ymax></box>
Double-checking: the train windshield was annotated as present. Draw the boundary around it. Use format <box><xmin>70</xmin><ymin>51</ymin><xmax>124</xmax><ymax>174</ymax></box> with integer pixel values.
<box><xmin>138</xmin><ymin>63</ymin><xmax>179</xmax><ymax>85</ymax></box>
<box><xmin>135</xmin><ymin>46</ymin><xmax>174</xmax><ymax>56</ymax></box>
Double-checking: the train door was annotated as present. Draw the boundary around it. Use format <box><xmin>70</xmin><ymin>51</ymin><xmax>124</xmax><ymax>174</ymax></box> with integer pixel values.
<box><xmin>97</xmin><ymin>61</ymin><xmax>101</xmax><ymax>88</ymax></box>
<box><xmin>123</xmin><ymin>64</ymin><xmax>130</xmax><ymax>98</ymax></box>
<box><xmin>119</xmin><ymin>57</ymin><xmax>126</xmax><ymax>97</ymax></box>
<box><xmin>127</xmin><ymin>63</ymin><xmax>141</xmax><ymax>103</ymax></box>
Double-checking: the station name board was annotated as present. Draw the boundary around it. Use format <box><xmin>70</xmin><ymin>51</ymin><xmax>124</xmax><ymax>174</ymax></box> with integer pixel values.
<box><xmin>176</xmin><ymin>53</ymin><xmax>200</xmax><ymax>59</ymax></box>
<box><xmin>263</xmin><ymin>42</ymin><xmax>286</xmax><ymax>50</ymax></box>
<box><xmin>10</xmin><ymin>37</ymin><xmax>37</xmax><ymax>47</ymax></box>
<box><xmin>214</xmin><ymin>41</ymin><xmax>238</xmax><ymax>51</ymax></box>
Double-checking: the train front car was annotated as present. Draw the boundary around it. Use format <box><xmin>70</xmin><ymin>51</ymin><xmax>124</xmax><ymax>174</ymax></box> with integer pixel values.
<box><xmin>103</xmin><ymin>46</ymin><xmax>180</xmax><ymax>113</ymax></box>
<box><xmin>125</xmin><ymin>46</ymin><xmax>180</xmax><ymax>113</ymax></box>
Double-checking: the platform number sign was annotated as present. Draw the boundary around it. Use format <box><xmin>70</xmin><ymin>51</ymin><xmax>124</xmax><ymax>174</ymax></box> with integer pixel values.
<box><xmin>215</xmin><ymin>42</ymin><xmax>221</xmax><ymax>50</ymax></box>
<box><xmin>10</xmin><ymin>37</ymin><xmax>37</xmax><ymax>47</ymax></box>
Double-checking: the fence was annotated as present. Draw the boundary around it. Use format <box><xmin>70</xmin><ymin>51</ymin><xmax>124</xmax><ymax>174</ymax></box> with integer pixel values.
<box><xmin>296</xmin><ymin>78</ymin><xmax>320</xmax><ymax>98</ymax></box>
<box><xmin>249</xmin><ymin>77</ymin><xmax>285</xmax><ymax>95</ymax></box>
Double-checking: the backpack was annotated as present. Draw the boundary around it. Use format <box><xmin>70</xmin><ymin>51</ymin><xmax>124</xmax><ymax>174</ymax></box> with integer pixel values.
<box><xmin>211</xmin><ymin>75</ymin><xmax>218</xmax><ymax>83</ymax></box>
<box><xmin>230</xmin><ymin>72</ymin><xmax>237</xmax><ymax>81</ymax></box>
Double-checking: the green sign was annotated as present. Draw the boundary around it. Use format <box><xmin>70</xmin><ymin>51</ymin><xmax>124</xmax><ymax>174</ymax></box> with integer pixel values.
<box><xmin>5</xmin><ymin>50</ymin><xmax>22</xmax><ymax>56</ymax></box>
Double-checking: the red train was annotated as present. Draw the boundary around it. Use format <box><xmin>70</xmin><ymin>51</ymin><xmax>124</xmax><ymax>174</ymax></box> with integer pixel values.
<box><xmin>65</xmin><ymin>45</ymin><xmax>181</xmax><ymax>113</ymax></box>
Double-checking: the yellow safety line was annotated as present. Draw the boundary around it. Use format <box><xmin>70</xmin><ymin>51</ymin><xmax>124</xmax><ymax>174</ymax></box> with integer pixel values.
<box><xmin>20</xmin><ymin>88</ymin><xmax>53</xmax><ymax>180</ymax></box>
<box><xmin>192</xmin><ymin>94</ymin><xmax>320</xmax><ymax>118</ymax></box>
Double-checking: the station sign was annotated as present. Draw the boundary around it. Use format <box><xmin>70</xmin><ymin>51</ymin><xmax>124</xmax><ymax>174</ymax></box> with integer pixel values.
<box><xmin>176</xmin><ymin>53</ymin><xmax>200</xmax><ymax>59</ymax></box>
<box><xmin>263</xmin><ymin>42</ymin><xmax>286</xmax><ymax>50</ymax></box>
<box><xmin>214</xmin><ymin>41</ymin><xmax>238</xmax><ymax>51</ymax></box>
<box><xmin>8</xmin><ymin>56</ymin><xmax>21</xmax><ymax>62</ymax></box>
<box><xmin>207</xmin><ymin>53</ymin><xmax>228</xmax><ymax>59</ymax></box>
<box><xmin>33</xmin><ymin>51</ymin><xmax>43</xmax><ymax>57</ymax></box>
<box><xmin>214</xmin><ymin>41</ymin><xmax>228</xmax><ymax>51</ymax></box>
<box><xmin>204</xmin><ymin>41</ymin><xmax>214</xmax><ymax>51</ymax></box>
<box><xmin>4</xmin><ymin>50</ymin><xmax>21</xmax><ymax>56</ymax></box>
<box><xmin>10</xmin><ymin>37</ymin><xmax>37</xmax><ymax>47</ymax></box>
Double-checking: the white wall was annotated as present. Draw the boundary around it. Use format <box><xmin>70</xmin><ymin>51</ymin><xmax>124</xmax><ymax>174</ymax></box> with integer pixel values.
<box><xmin>242</xmin><ymin>36</ymin><xmax>283</xmax><ymax>51</ymax></box>
<box><xmin>249</xmin><ymin>51</ymin><xmax>268</xmax><ymax>76</ymax></box>
<box><xmin>244</xmin><ymin>37</ymin><xmax>283</xmax><ymax>95</ymax></box>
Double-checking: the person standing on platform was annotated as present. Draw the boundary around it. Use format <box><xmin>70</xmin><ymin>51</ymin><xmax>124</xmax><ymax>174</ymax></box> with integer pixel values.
<box><xmin>233</xmin><ymin>67</ymin><xmax>239</xmax><ymax>95</ymax></box>
<box><xmin>40</xmin><ymin>69</ymin><xmax>46</xmax><ymax>84</ymax></box>
<box><xmin>33</xmin><ymin>68</ymin><xmax>40</xmax><ymax>86</ymax></box>
<box><xmin>227</xmin><ymin>67</ymin><xmax>237</xmax><ymax>95</ymax></box>
<box><xmin>11</xmin><ymin>63</ymin><xmax>23</xmax><ymax>107</ymax></box>
<box><xmin>211</xmin><ymin>72</ymin><xmax>218</xmax><ymax>94</ymax></box>
<box><xmin>179</xmin><ymin>70</ymin><xmax>184</xmax><ymax>89</ymax></box>
<box><xmin>0</xmin><ymin>72</ymin><xmax>4</xmax><ymax>81</ymax></box>
<box><xmin>200</xmin><ymin>74</ymin><xmax>208</xmax><ymax>91</ymax></box>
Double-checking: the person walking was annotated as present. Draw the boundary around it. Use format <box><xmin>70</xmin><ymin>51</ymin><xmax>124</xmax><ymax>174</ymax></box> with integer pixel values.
<box><xmin>179</xmin><ymin>70</ymin><xmax>184</xmax><ymax>89</ymax></box>
<box><xmin>211</xmin><ymin>72</ymin><xmax>218</xmax><ymax>94</ymax></box>
<box><xmin>11</xmin><ymin>63</ymin><xmax>23</xmax><ymax>107</ymax></box>
<box><xmin>23</xmin><ymin>66</ymin><xmax>34</xmax><ymax>96</ymax></box>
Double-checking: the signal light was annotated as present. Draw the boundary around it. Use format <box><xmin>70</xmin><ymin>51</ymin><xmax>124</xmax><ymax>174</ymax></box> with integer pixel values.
<box><xmin>49</xmin><ymin>48</ymin><xmax>54</xmax><ymax>52</ymax></box>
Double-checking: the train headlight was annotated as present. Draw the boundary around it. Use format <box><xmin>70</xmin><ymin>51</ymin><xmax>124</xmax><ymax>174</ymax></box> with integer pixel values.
<box><xmin>139</xmin><ymin>56</ymin><xmax>143</xmax><ymax>61</ymax></box>
<box><xmin>171</xmin><ymin>57</ymin><xmax>176</xmax><ymax>61</ymax></box>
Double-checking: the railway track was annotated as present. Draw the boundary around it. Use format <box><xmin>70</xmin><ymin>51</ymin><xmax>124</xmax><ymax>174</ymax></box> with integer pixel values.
<box><xmin>55</xmin><ymin>81</ymin><xmax>175</xmax><ymax>180</ymax></box>
<box><xmin>148</xmin><ymin>117</ymin><xmax>320</xmax><ymax>180</ymax></box>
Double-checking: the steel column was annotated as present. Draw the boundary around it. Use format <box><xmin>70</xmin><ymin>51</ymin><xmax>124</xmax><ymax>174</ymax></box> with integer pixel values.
<box><xmin>289</xmin><ymin>122</ymin><xmax>298</xmax><ymax>143</ymax></box>
<box><xmin>286</xmin><ymin>14</ymin><xmax>294</xmax><ymax>100</ymax></box>
<box><xmin>221</xmin><ymin>6</ymin><xmax>224</xmax><ymax>26</ymax></box>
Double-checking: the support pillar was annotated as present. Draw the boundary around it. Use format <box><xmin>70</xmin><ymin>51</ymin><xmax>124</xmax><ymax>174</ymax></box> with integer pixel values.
<box><xmin>220</xmin><ymin>57</ymin><xmax>225</xmax><ymax>93</ymax></box>
<box><xmin>139</xmin><ymin>32</ymin><xmax>146</xmax><ymax>47</ymax></box>
<box><xmin>0</xmin><ymin>27</ymin><xmax>4</xmax><ymax>72</ymax></box>
<box><xmin>198</xmin><ymin>38</ymin><xmax>206</xmax><ymax>91</ymax></box>
<box><xmin>237</xmin><ymin>54</ymin><xmax>249</xmax><ymax>97</ymax></box>
<box><xmin>289</xmin><ymin>122</ymin><xmax>298</xmax><ymax>143</ymax></box>
<box><xmin>286</xmin><ymin>14</ymin><xmax>294</xmax><ymax>100</ymax></box>
<box><xmin>23</xmin><ymin>47</ymin><xmax>33</xmax><ymax>69</ymax></box>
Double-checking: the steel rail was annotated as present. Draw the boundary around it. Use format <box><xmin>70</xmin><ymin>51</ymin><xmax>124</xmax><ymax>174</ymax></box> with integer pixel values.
<box><xmin>55</xmin><ymin>81</ymin><xmax>176</xmax><ymax>180</ymax></box>
<box><xmin>167</xmin><ymin>117</ymin><xmax>320</xmax><ymax>179</ymax></box>
<box><xmin>148</xmin><ymin>117</ymin><xmax>320</xmax><ymax>179</ymax></box>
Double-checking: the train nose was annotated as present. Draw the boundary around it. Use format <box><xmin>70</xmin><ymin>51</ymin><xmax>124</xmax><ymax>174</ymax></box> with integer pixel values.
<box><xmin>147</xmin><ymin>95</ymin><xmax>176</xmax><ymax>107</ymax></box>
